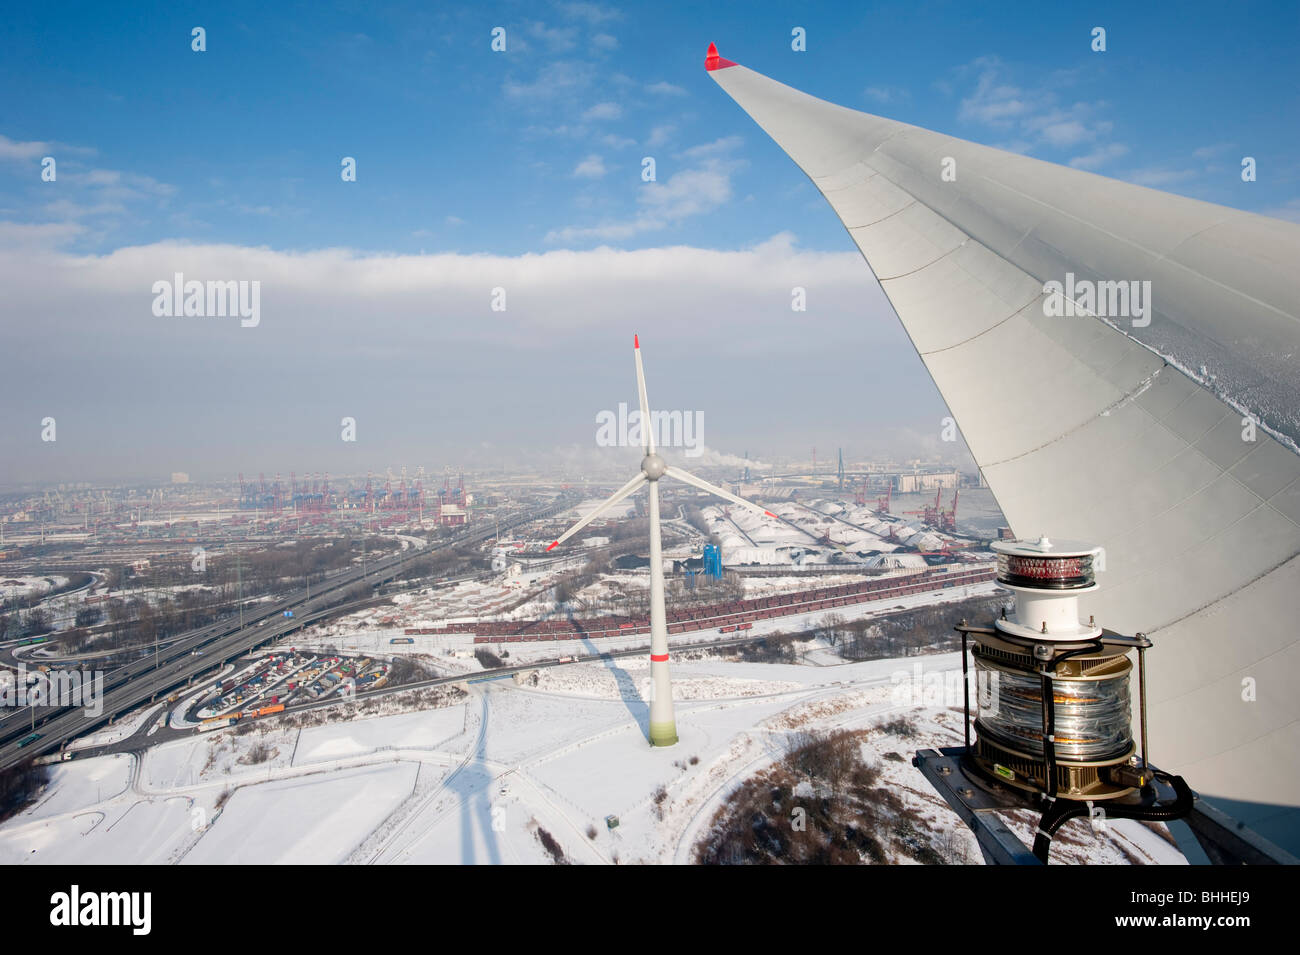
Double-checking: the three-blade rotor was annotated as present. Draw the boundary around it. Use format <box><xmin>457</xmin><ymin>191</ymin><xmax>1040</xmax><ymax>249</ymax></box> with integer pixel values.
<box><xmin>547</xmin><ymin>336</ymin><xmax>773</xmax><ymax>551</ymax></box>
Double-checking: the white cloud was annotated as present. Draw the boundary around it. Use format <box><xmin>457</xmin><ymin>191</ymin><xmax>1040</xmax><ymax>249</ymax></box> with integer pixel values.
<box><xmin>592</xmin><ymin>33</ymin><xmax>618</xmax><ymax>51</ymax></box>
<box><xmin>79</xmin><ymin>168</ymin><xmax>177</xmax><ymax>199</ymax></box>
<box><xmin>646</xmin><ymin>124</ymin><xmax>675</xmax><ymax>148</ymax></box>
<box><xmin>959</xmin><ymin>58</ymin><xmax>1033</xmax><ymax>126</ymax></box>
<box><xmin>43</xmin><ymin>198</ymin><xmax>126</xmax><ymax>219</ymax></box>
<box><xmin>0</xmin><ymin>220</ymin><xmax>86</xmax><ymax>248</ymax></box>
<box><xmin>0</xmin><ymin>232</ymin><xmax>878</xmax><ymax>342</ymax></box>
<box><xmin>525</xmin><ymin>21</ymin><xmax>578</xmax><ymax>53</ymax></box>
<box><xmin>679</xmin><ymin>136</ymin><xmax>742</xmax><ymax>159</ymax></box>
<box><xmin>1069</xmin><ymin>143</ymin><xmax>1129</xmax><ymax>170</ymax></box>
<box><xmin>864</xmin><ymin>85</ymin><xmax>908</xmax><ymax>104</ymax></box>
<box><xmin>646</xmin><ymin>81</ymin><xmax>686</xmax><ymax>96</ymax></box>
<box><xmin>0</xmin><ymin>134</ymin><xmax>53</xmax><ymax>162</ymax></box>
<box><xmin>0</xmin><ymin>144</ymin><xmax>178</xmax><ymax>241</ymax></box>
<box><xmin>523</xmin><ymin>123</ymin><xmax>592</xmax><ymax>140</ymax></box>
<box><xmin>503</xmin><ymin>61</ymin><xmax>591</xmax><ymax>100</ymax></box>
<box><xmin>555</xmin><ymin>2</ymin><xmax>621</xmax><ymax>24</ymax></box>
<box><xmin>545</xmin><ymin>153</ymin><xmax>743</xmax><ymax>243</ymax></box>
<box><xmin>1193</xmin><ymin>142</ymin><xmax>1236</xmax><ymax>160</ymax></box>
<box><xmin>572</xmin><ymin>154</ymin><xmax>607</xmax><ymax>179</ymax></box>
<box><xmin>956</xmin><ymin>56</ymin><xmax>1116</xmax><ymax>157</ymax></box>
<box><xmin>639</xmin><ymin>160</ymin><xmax>737</xmax><ymax>219</ymax></box>
<box><xmin>1035</xmin><ymin>118</ymin><xmax>1089</xmax><ymax>147</ymax></box>
<box><xmin>582</xmin><ymin>101</ymin><xmax>622</xmax><ymax>121</ymax></box>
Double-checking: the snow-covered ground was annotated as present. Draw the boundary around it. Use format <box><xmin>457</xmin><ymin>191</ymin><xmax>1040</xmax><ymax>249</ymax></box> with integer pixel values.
<box><xmin>67</xmin><ymin>703</ymin><xmax>164</xmax><ymax>752</ymax></box>
<box><xmin>523</xmin><ymin>658</ymin><xmax>804</xmax><ymax>701</ymax></box>
<box><xmin>183</xmin><ymin>762</ymin><xmax>420</xmax><ymax>865</ymax></box>
<box><xmin>0</xmin><ymin>640</ymin><xmax>1183</xmax><ymax>865</ymax></box>
<box><xmin>0</xmin><ymin>575</ymin><xmax>68</xmax><ymax>603</ymax></box>
<box><xmin>294</xmin><ymin>708</ymin><xmax>466</xmax><ymax>765</ymax></box>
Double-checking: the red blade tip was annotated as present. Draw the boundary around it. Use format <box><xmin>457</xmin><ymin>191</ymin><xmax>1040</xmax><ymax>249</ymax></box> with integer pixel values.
<box><xmin>546</xmin><ymin>541</ymin><xmax>558</xmax><ymax>551</ymax></box>
<box><xmin>705</xmin><ymin>42</ymin><xmax>737</xmax><ymax>71</ymax></box>
<box><xmin>634</xmin><ymin>333</ymin><xmax>639</xmax><ymax>348</ymax></box>
<box><xmin>764</xmin><ymin>511</ymin><xmax>777</xmax><ymax>518</ymax></box>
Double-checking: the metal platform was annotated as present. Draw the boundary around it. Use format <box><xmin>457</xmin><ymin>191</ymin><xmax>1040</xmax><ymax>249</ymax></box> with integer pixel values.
<box><xmin>914</xmin><ymin>747</ymin><xmax>1297</xmax><ymax>865</ymax></box>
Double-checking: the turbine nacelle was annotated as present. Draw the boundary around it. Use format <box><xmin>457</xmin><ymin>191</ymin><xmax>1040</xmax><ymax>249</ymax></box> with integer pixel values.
<box><xmin>641</xmin><ymin>452</ymin><xmax>667</xmax><ymax>481</ymax></box>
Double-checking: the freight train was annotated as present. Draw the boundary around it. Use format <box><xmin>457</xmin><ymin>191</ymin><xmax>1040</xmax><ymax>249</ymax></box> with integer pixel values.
<box><xmin>460</xmin><ymin>565</ymin><xmax>994</xmax><ymax>645</ymax></box>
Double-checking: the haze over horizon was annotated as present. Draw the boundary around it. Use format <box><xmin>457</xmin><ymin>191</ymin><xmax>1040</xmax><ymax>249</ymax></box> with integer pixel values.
<box><xmin>3</xmin><ymin>0</ymin><xmax>1296</xmax><ymax>484</ymax></box>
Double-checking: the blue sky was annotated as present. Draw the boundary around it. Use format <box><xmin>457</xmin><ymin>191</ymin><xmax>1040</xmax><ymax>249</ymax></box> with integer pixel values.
<box><xmin>1</xmin><ymin>1</ymin><xmax>1297</xmax><ymax>483</ymax></box>
<box><xmin>4</xmin><ymin>0</ymin><xmax>1297</xmax><ymax>256</ymax></box>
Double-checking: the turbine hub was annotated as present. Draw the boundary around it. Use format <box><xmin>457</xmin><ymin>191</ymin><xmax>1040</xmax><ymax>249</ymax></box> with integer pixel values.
<box><xmin>641</xmin><ymin>453</ymin><xmax>667</xmax><ymax>481</ymax></box>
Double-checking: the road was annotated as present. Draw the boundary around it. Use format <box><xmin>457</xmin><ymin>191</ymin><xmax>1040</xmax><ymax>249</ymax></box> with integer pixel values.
<box><xmin>0</xmin><ymin>497</ymin><xmax>574</xmax><ymax>771</ymax></box>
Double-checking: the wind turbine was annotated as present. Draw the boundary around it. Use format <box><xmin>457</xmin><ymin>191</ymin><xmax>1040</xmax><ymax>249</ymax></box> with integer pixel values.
<box><xmin>546</xmin><ymin>335</ymin><xmax>777</xmax><ymax>747</ymax></box>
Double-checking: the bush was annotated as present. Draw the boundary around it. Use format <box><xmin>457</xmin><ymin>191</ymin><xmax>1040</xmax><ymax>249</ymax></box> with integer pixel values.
<box><xmin>878</xmin><ymin>716</ymin><xmax>917</xmax><ymax>739</ymax></box>
<box><xmin>735</xmin><ymin>632</ymin><xmax>799</xmax><ymax>664</ymax></box>
<box><xmin>0</xmin><ymin>760</ymin><xmax>49</xmax><ymax>824</ymax></box>
<box><xmin>837</xmin><ymin>594</ymin><xmax>1005</xmax><ymax>661</ymax></box>
<box><xmin>474</xmin><ymin>648</ymin><xmax>503</xmax><ymax>669</ymax></box>
<box><xmin>536</xmin><ymin>825</ymin><xmax>567</xmax><ymax>864</ymax></box>
<box><xmin>74</xmin><ymin>606</ymin><xmax>104</xmax><ymax>627</ymax></box>
<box><xmin>242</xmin><ymin>741</ymin><xmax>274</xmax><ymax>764</ymax></box>
<box><xmin>785</xmin><ymin>729</ymin><xmax>860</xmax><ymax>795</ymax></box>
<box><xmin>694</xmin><ymin>727</ymin><xmax>937</xmax><ymax>865</ymax></box>
<box><xmin>387</xmin><ymin>656</ymin><xmax>434</xmax><ymax>685</ymax></box>
<box><xmin>652</xmin><ymin>784</ymin><xmax>669</xmax><ymax>820</ymax></box>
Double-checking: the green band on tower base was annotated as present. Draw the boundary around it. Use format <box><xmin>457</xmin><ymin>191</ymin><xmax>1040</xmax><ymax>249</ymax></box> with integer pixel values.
<box><xmin>649</xmin><ymin>721</ymin><xmax>678</xmax><ymax>747</ymax></box>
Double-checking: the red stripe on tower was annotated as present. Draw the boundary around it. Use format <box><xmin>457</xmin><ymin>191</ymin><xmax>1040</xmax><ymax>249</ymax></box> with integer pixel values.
<box><xmin>650</xmin><ymin>653</ymin><xmax>669</xmax><ymax>662</ymax></box>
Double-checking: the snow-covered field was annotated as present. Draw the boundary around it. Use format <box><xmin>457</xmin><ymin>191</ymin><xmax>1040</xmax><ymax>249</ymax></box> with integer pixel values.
<box><xmin>0</xmin><ymin>640</ymin><xmax>1183</xmax><ymax>865</ymax></box>
<box><xmin>22</xmin><ymin>753</ymin><xmax>133</xmax><ymax>820</ymax></box>
<box><xmin>183</xmin><ymin>762</ymin><xmax>420</xmax><ymax>865</ymax></box>
<box><xmin>524</xmin><ymin>658</ymin><xmax>805</xmax><ymax>701</ymax></box>
<box><xmin>294</xmin><ymin>707</ymin><xmax>466</xmax><ymax>765</ymax></box>
<box><xmin>0</xmin><ymin>574</ymin><xmax>68</xmax><ymax>602</ymax></box>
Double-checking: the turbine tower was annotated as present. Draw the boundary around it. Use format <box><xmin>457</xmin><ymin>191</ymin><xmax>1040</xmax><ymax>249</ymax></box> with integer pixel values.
<box><xmin>546</xmin><ymin>335</ymin><xmax>776</xmax><ymax>747</ymax></box>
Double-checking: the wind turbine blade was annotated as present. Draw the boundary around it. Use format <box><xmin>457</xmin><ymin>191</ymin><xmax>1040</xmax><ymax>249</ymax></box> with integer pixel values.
<box><xmin>545</xmin><ymin>473</ymin><xmax>648</xmax><ymax>550</ymax></box>
<box><xmin>664</xmin><ymin>465</ymin><xmax>777</xmax><ymax>520</ymax></box>
<box><xmin>634</xmin><ymin>334</ymin><xmax>655</xmax><ymax>456</ymax></box>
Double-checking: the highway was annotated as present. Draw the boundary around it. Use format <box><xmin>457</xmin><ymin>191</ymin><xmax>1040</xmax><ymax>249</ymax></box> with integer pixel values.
<box><xmin>0</xmin><ymin>497</ymin><xmax>574</xmax><ymax>771</ymax></box>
